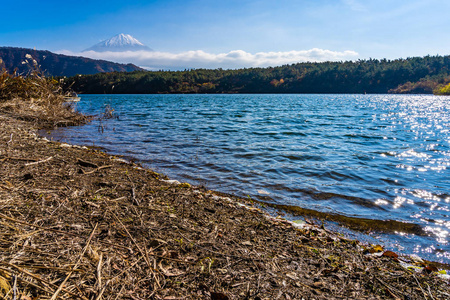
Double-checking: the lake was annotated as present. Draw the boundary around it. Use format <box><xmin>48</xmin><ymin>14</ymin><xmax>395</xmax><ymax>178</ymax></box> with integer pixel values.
<box><xmin>47</xmin><ymin>94</ymin><xmax>450</xmax><ymax>263</ymax></box>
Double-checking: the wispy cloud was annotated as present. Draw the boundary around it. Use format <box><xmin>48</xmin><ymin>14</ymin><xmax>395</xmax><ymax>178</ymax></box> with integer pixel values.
<box><xmin>60</xmin><ymin>48</ymin><xmax>358</xmax><ymax>70</ymax></box>
<box><xmin>342</xmin><ymin>0</ymin><xmax>367</xmax><ymax>12</ymax></box>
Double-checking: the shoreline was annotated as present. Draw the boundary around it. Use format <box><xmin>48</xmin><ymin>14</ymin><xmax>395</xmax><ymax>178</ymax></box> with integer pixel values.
<box><xmin>1</xmin><ymin>113</ymin><xmax>449</xmax><ymax>299</ymax></box>
<box><xmin>40</xmin><ymin>127</ymin><xmax>428</xmax><ymax>238</ymax></box>
<box><xmin>42</xmin><ymin>93</ymin><xmax>448</xmax><ymax>265</ymax></box>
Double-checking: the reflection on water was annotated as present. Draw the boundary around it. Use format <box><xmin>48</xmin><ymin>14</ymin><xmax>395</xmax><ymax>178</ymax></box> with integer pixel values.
<box><xmin>45</xmin><ymin>94</ymin><xmax>450</xmax><ymax>263</ymax></box>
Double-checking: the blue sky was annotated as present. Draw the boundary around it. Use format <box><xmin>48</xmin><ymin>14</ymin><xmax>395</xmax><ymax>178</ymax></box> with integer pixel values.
<box><xmin>2</xmin><ymin>0</ymin><xmax>450</xmax><ymax>69</ymax></box>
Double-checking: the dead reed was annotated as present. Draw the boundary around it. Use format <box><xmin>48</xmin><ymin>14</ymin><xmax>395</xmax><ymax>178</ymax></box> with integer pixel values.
<box><xmin>0</xmin><ymin>55</ymin><xmax>87</xmax><ymax>127</ymax></box>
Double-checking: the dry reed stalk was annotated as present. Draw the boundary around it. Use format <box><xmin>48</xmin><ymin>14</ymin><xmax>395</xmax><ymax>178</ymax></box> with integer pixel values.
<box><xmin>111</xmin><ymin>212</ymin><xmax>152</xmax><ymax>269</ymax></box>
<box><xmin>49</xmin><ymin>223</ymin><xmax>97</xmax><ymax>300</ymax></box>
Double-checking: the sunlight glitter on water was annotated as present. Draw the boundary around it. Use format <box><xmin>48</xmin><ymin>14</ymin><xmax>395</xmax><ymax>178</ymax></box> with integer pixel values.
<box><xmin>45</xmin><ymin>94</ymin><xmax>450</xmax><ymax>263</ymax></box>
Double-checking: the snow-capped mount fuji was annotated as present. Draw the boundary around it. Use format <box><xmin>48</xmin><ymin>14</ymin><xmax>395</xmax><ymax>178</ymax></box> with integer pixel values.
<box><xmin>83</xmin><ymin>34</ymin><xmax>152</xmax><ymax>52</ymax></box>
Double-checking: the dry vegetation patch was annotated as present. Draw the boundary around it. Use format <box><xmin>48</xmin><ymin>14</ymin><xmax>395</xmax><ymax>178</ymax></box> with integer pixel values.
<box><xmin>0</xmin><ymin>64</ymin><xmax>87</xmax><ymax>128</ymax></box>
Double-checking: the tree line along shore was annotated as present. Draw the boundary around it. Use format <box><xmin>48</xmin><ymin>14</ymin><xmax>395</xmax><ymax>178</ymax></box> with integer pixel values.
<box><xmin>1</xmin><ymin>65</ymin><xmax>450</xmax><ymax>299</ymax></box>
<box><xmin>63</xmin><ymin>55</ymin><xmax>450</xmax><ymax>95</ymax></box>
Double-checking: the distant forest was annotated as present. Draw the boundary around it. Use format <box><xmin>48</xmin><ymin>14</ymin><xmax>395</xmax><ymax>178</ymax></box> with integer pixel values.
<box><xmin>65</xmin><ymin>55</ymin><xmax>450</xmax><ymax>95</ymax></box>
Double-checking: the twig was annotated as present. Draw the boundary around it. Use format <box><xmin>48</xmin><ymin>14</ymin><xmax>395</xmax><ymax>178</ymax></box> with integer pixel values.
<box><xmin>94</xmin><ymin>279</ymin><xmax>110</xmax><ymax>300</ymax></box>
<box><xmin>131</xmin><ymin>186</ymin><xmax>138</xmax><ymax>205</ymax></box>
<box><xmin>10</xmin><ymin>265</ymin><xmax>83</xmax><ymax>273</ymax></box>
<box><xmin>14</xmin><ymin>275</ymin><xmax>54</xmax><ymax>296</ymax></box>
<box><xmin>107</xmin><ymin>196</ymin><xmax>127</xmax><ymax>202</ymax></box>
<box><xmin>111</xmin><ymin>212</ymin><xmax>151</xmax><ymax>268</ymax></box>
<box><xmin>0</xmin><ymin>264</ymin><xmax>85</xmax><ymax>300</ymax></box>
<box><xmin>126</xmin><ymin>173</ymin><xmax>139</xmax><ymax>206</ymax></box>
<box><xmin>178</xmin><ymin>232</ymin><xmax>270</xmax><ymax>262</ymax></box>
<box><xmin>25</xmin><ymin>156</ymin><xmax>53</xmax><ymax>166</ymax></box>
<box><xmin>113</xmin><ymin>285</ymin><xmax>126</xmax><ymax>300</ymax></box>
<box><xmin>0</xmin><ymin>213</ymin><xmax>131</xmax><ymax>251</ymax></box>
<box><xmin>50</xmin><ymin>223</ymin><xmax>98</xmax><ymax>300</ymax></box>
<box><xmin>425</xmin><ymin>282</ymin><xmax>436</xmax><ymax>300</ymax></box>
<box><xmin>81</xmin><ymin>165</ymin><xmax>113</xmax><ymax>175</ymax></box>
<box><xmin>97</xmin><ymin>252</ymin><xmax>103</xmax><ymax>293</ymax></box>
<box><xmin>109</xmin><ymin>256</ymin><xmax>144</xmax><ymax>282</ymax></box>
<box><xmin>13</xmin><ymin>274</ymin><xmax>17</xmax><ymax>300</ymax></box>
<box><xmin>412</xmin><ymin>273</ymin><xmax>428</xmax><ymax>300</ymax></box>
<box><xmin>85</xmin><ymin>200</ymin><xmax>100</xmax><ymax>208</ymax></box>
<box><xmin>2</xmin><ymin>157</ymin><xmax>37</xmax><ymax>162</ymax></box>
<box><xmin>77</xmin><ymin>158</ymin><xmax>98</xmax><ymax>168</ymax></box>
<box><xmin>375</xmin><ymin>277</ymin><xmax>401</xmax><ymax>299</ymax></box>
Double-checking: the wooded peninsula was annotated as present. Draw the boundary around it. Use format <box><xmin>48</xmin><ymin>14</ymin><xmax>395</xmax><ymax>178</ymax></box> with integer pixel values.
<box><xmin>65</xmin><ymin>55</ymin><xmax>450</xmax><ymax>95</ymax></box>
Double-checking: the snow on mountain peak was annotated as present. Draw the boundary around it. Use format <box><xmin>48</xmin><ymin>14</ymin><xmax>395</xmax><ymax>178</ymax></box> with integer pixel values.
<box><xmin>83</xmin><ymin>34</ymin><xmax>152</xmax><ymax>52</ymax></box>
<box><xmin>105</xmin><ymin>34</ymin><xmax>144</xmax><ymax>47</ymax></box>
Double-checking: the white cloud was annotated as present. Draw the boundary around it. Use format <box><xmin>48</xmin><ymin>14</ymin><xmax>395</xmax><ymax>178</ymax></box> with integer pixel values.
<box><xmin>60</xmin><ymin>48</ymin><xmax>359</xmax><ymax>70</ymax></box>
<box><xmin>342</xmin><ymin>0</ymin><xmax>367</xmax><ymax>12</ymax></box>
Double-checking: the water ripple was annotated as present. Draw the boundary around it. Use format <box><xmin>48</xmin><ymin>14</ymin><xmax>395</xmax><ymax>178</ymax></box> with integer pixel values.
<box><xmin>46</xmin><ymin>94</ymin><xmax>450</xmax><ymax>263</ymax></box>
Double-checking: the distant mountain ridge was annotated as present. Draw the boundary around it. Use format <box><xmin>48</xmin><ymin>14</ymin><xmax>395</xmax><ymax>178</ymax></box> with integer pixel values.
<box><xmin>0</xmin><ymin>47</ymin><xmax>144</xmax><ymax>77</ymax></box>
<box><xmin>83</xmin><ymin>34</ymin><xmax>152</xmax><ymax>52</ymax></box>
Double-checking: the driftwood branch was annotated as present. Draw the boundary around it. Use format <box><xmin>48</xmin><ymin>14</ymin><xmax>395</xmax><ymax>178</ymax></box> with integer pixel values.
<box><xmin>25</xmin><ymin>156</ymin><xmax>53</xmax><ymax>166</ymax></box>
<box><xmin>77</xmin><ymin>158</ymin><xmax>99</xmax><ymax>168</ymax></box>
<box><xmin>81</xmin><ymin>165</ymin><xmax>113</xmax><ymax>175</ymax></box>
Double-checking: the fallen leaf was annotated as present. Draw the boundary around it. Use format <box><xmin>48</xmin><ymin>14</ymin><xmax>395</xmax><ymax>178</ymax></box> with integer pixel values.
<box><xmin>382</xmin><ymin>251</ymin><xmax>398</xmax><ymax>259</ymax></box>
<box><xmin>4</xmin><ymin>180</ymin><xmax>14</xmax><ymax>189</ymax></box>
<box><xmin>0</xmin><ymin>275</ymin><xmax>10</xmax><ymax>296</ymax></box>
<box><xmin>87</xmin><ymin>246</ymin><xmax>100</xmax><ymax>262</ymax></box>
<box><xmin>365</xmin><ymin>244</ymin><xmax>384</xmax><ymax>254</ymax></box>
<box><xmin>423</xmin><ymin>265</ymin><xmax>439</xmax><ymax>274</ymax></box>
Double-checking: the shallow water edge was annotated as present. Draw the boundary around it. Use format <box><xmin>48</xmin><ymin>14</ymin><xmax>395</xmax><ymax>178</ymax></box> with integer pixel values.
<box><xmin>42</xmin><ymin>93</ymin><xmax>450</xmax><ymax>263</ymax></box>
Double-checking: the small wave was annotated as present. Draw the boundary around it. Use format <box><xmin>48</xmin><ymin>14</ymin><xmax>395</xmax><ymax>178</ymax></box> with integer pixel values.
<box><xmin>251</xmin><ymin>131</ymin><xmax>279</xmax><ymax>136</ymax></box>
<box><xmin>282</xmin><ymin>154</ymin><xmax>325</xmax><ymax>162</ymax></box>
<box><xmin>266</xmin><ymin>202</ymin><xmax>425</xmax><ymax>236</ymax></box>
<box><xmin>280</xmin><ymin>131</ymin><xmax>307</xmax><ymax>137</ymax></box>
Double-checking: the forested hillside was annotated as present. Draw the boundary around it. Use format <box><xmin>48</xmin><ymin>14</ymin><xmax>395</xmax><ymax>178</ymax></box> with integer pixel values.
<box><xmin>65</xmin><ymin>55</ymin><xmax>450</xmax><ymax>94</ymax></box>
<box><xmin>0</xmin><ymin>47</ymin><xmax>143</xmax><ymax>77</ymax></box>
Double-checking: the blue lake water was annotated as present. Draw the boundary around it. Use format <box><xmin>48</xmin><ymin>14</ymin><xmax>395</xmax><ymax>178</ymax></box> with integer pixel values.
<box><xmin>48</xmin><ymin>94</ymin><xmax>450</xmax><ymax>263</ymax></box>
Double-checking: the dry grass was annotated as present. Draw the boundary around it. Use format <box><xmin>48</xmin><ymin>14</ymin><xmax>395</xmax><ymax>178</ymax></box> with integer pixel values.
<box><xmin>0</xmin><ymin>59</ymin><xmax>87</xmax><ymax>127</ymax></box>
